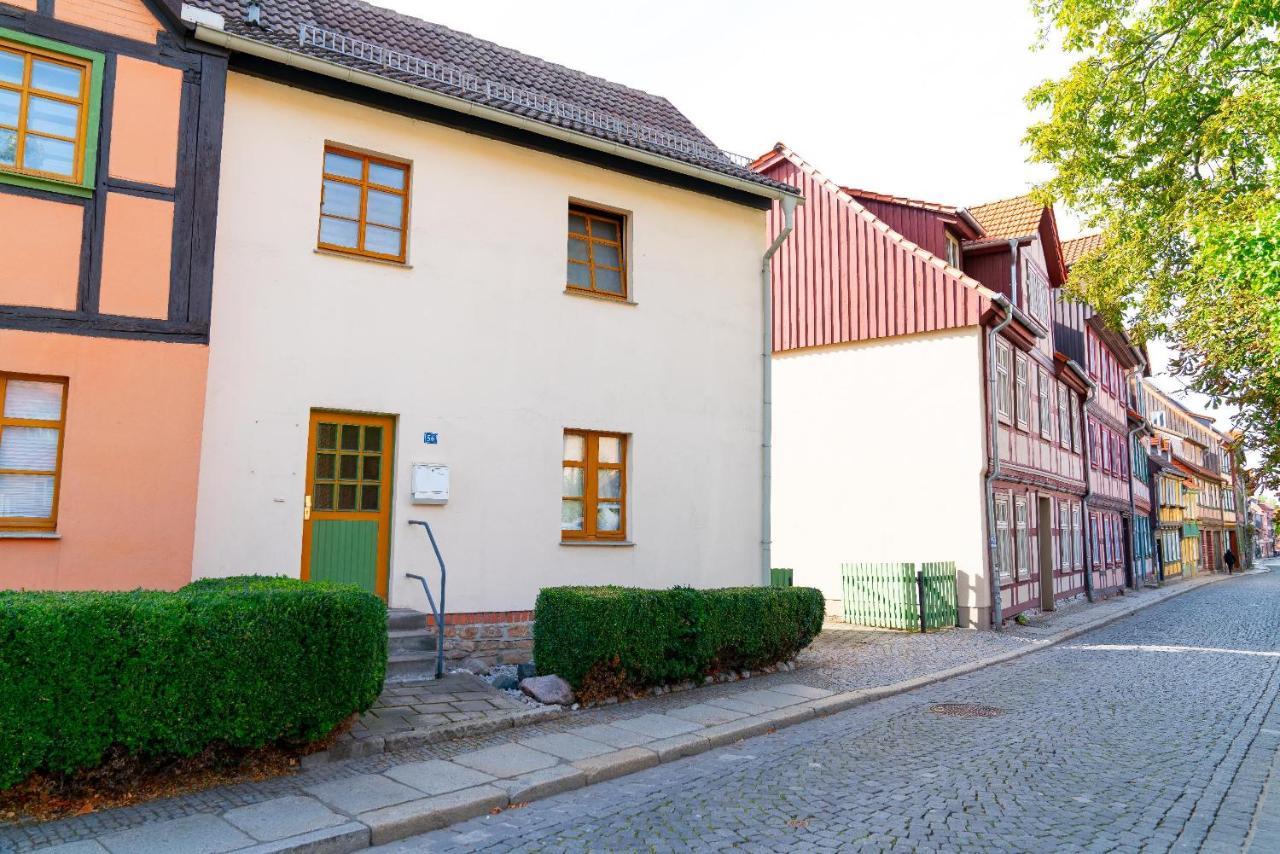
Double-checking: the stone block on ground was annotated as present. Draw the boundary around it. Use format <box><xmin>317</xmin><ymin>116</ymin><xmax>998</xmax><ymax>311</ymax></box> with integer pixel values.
<box><xmin>383</xmin><ymin>759</ymin><xmax>496</xmax><ymax>796</ymax></box>
<box><xmin>493</xmin><ymin>764</ymin><xmax>588</xmax><ymax>803</ymax></box>
<box><xmin>303</xmin><ymin>774</ymin><xmax>423</xmax><ymax>815</ymax></box>
<box><xmin>223</xmin><ymin>795</ymin><xmax>347</xmax><ymax>842</ymax></box>
<box><xmin>609</xmin><ymin>713</ymin><xmax>704</xmax><ymax>740</ymax></box>
<box><xmin>98</xmin><ymin>813</ymin><xmax>254</xmax><ymax>854</ymax></box>
<box><xmin>358</xmin><ymin>785</ymin><xmax>509</xmax><ymax>845</ymax></box>
<box><xmin>570</xmin><ymin>723</ymin><xmax>656</xmax><ymax>748</ymax></box>
<box><xmin>451</xmin><ymin>743</ymin><xmax>560</xmax><ymax>778</ymax></box>
<box><xmin>519</xmin><ymin>674</ymin><xmax>574</xmax><ymax>705</ymax></box>
<box><xmin>518</xmin><ymin>732</ymin><xmax>615</xmax><ymax>761</ymax></box>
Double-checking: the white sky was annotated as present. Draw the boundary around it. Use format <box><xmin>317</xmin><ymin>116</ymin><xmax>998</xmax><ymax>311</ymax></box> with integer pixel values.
<box><xmin>382</xmin><ymin>0</ymin><xmax>1239</xmax><ymax>436</ymax></box>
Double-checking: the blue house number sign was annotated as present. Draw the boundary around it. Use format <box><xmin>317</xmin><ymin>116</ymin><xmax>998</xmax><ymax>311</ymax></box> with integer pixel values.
<box><xmin>423</xmin><ymin>432</ymin><xmax>439</xmax><ymax>445</ymax></box>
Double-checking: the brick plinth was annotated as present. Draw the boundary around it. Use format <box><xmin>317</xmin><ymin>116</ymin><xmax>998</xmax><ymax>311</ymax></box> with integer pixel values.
<box><xmin>427</xmin><ymin>611</ymin><xmax>535</xmax><ymax>671</ymax></box>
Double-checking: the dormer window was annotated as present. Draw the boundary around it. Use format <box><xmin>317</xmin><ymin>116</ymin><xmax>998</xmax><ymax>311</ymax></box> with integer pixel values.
<box><xmin>945</xmin><ymin>233</ymin><xmax>962</xmax><ymax>269</ymax></box>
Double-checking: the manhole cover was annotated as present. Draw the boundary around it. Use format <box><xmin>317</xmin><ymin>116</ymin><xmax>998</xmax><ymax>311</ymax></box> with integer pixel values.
<box><xmin>929</xmin><ymin>703</ymin><xmax>1006</xmax><ymax>718</ymax></box>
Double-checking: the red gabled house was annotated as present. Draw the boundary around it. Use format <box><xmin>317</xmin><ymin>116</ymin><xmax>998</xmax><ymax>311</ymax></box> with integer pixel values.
<box><xmin>753</xmin><ymin>145</ymin><xmax>1088</xmax><ymax>627</ymax></box>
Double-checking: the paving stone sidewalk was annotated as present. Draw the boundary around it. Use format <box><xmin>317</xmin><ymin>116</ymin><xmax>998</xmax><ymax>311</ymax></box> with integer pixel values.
<box><xmin>1</xmin><ymin>570</ymin><xmax>1235</xmax><ymax>853</ymax></box>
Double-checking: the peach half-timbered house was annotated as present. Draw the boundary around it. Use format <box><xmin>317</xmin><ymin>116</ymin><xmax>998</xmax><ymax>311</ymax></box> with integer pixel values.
<box><xmin>753</xmin><ymin>146</ymin><xmax>1087</xmax><ymax>626</ymax></box>
<box><xmin>0</xmin><ymin>0</ymin><xmax>224</xmax><ymax>589</ymax></box>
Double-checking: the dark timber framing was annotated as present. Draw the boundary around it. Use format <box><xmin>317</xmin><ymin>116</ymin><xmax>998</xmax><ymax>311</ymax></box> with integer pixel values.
<box><xmin>0</xmin><ymin>2</ymin><xmax>226</xmax><ymax>344</ymax></box>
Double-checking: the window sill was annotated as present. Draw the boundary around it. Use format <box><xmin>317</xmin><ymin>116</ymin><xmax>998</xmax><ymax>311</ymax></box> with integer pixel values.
<box><xmin>0</xmin><ymin>530</ymin><xmax>60</xmax><ymax>539</ymax></box>
<box><xmin>560</xmin><ymin>539</ymin><xmax>635</xmax><ymax>547</ymax></box>
<box><xmin>564</xmin><ymin>288</ymin><xmax>637</xmax><ymax>306</ymax></box>
<box><xmin>314</xmin><ymin>248</ymin><xmax>413</xmax><ymax>269</ymax></box>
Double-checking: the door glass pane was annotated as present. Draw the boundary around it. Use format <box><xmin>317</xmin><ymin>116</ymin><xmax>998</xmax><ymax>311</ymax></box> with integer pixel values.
<box><xmin>364</xmin><ymin>426</ymin><xmax>382</xmax><ymax>453</ymax></box>
<box><xmin>321</xmin><ymin>180</ymin><xmax>359</xmax><ymax>218</ymax></box>
<box><xmin>26</xmin><ymin>96</ymin><xmax>78</xmax><ymax>138</ymax></box>
<box><xmin>30</xmin><ymin>59</ymin><xmax>81</xmax><ymax>97</ymax></box>
<box><xmin>0</xmin><ymin>50</ymin><xmax>21</xmax><ymax>85</ymax></box>
<box><xmin>568</xmin><ymin>212</ymin><xmax>587</xmax><ymax>234</ymax></box>
<box><xmin>563</xmin><ymin>433</ymin><xmax>584</xmax><ymax>462</ymax></box>
<box><xmin>368</xmin><ymin>161</ymin><xmax>405</xmax><ymax>189</ymax></box>
<box><xmin>366</xmin><ymin>189</ymin><xmax>403</xmax><ymax>227</ymax></box>
<box><xmin>338</xmin><ymin>454</ymin><xmax>358</xmax><ymax>480</ymax></box>
<box><xmin>594</xmin><ymin>267</ymin><xmax>623</xmax><ymax>294</ymax></box>
<box><xmin>562</xmin><ymin>466</ymin><xmax>583</xmax><ymax>498</ymax></box>
<box><xmin>0</xmin><ymin>90</ymin><xmax>17</xmax><ymax>126</ymax></box>
<box><xmin>561</xmin><ymin>499</ymin><xmax>584</xmax><ymax>531</ymax></box>
<box><xmin>0</xmin><ymin>427</ymin><xmax>58</xmax><ymax>470</ymax></box>
<box><xmin>337</xmin><ymin>483</ymin><xmax>357</xmax><ymax>511</ymax></box>
<box><xmin>323</xmin><ymin>151</ymin><xmax>361</xmax><ymax>179</ymax></box>
<box><xmin>317</xmin><ymin>423</ymin><xmax>338</xmax><ymax>450</ymax></box>
<box><xmin>341</xmin><ymin>425</ymin><xmax>361</xmax><ymax>450</ymax></box>
<box><xmin>21</xmin><ymin>135</ymin><xmax>75</xmax><ymax>177</ymax></box>
<box><xmin>598</xmin><ymin>436</ymin><xmax>622</xmax><ymax>464</ymax></box>
<box><xmin>567</xmin><ymin>262</ymin><xmax>590</xmax><ymax>288</ymax></box>
<box><xmin>319</xmin><ymin>216</ymin><xmax>358</xmax><ymax>249</ymax></box>
<box><xmin>567</xmin><ymin>236</ymin><xmax>589</xmax><ymax>262</ymax></box>
<box><xmin>363</xmin><ymin>224</ymin><xmax>402</xmax><ymax>256</ymax></box>
<box><xmin>597</xmin><ymin>502</ymin><xmax>622</xmax><ymax>532</ymax></box>
<box><xmin>4</xmin><ymin>380</ymin><xmax>63</xmax><ymax>420</ymax></box>
<box><xmin>360</xmin><ymin>484</ymin><xmax>379</xmax><ymax>511</ymax></box>
<box><xmin>313</xmin><ymin>482</ymin><xmax>334</xmax><ymax>510</ymax></box>
<box><xmin>0</xmin><ymin>128</ymin><xmax>14</xmax><ymax>166</ymax></box>
<box><xmin>598</xmin><ymin>468</ymin><xmax>621</xmax><ymax>499</ymax></box>
<box><xmin>362</xmin><ymin>456</ymin><xmax>380</xmax><ymax>481</ymax></box>
<box><xmin>593</xmin><ymin>243</ymin><xmax>621</xmax><ymax>268</ymax></box>
<box><xmin>314</xmin><ymin>452</ymin><xmax>335</xmax><ymax>480</ymax></box>
<box><xmin>590</xmin><ymin>218</ymin><xmax>619</xmax><ymax>241</ymax></box>
<box><xmin>0</xmin><ymin>473</ymin><xmax>54</xmax><ymax>517</ymax></box>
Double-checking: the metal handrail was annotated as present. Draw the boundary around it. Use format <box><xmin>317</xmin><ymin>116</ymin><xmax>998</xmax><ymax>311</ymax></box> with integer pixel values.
<box><xmin>406</xmin><ymin>520</ymin><xmax>447</xmax><ymax>679</ymax></box>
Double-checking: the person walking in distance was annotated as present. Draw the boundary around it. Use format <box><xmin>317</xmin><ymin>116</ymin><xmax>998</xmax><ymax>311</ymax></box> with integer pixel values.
<box><xmin>1224</xmin><ymin>547</ymin><xmax>1238</xmax><ymax>574</ymax></box>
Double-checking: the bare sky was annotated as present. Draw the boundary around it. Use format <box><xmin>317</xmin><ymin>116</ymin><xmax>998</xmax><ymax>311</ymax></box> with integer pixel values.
<box><xmin>377</xmin><ymin>0</ymin><xmax>1237</xmax><ymax>435</ymax></box>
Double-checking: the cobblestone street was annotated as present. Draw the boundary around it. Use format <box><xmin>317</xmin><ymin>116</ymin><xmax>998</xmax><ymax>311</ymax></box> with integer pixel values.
<box><xmin>376</xmin><ymin>568</ymin><xmax>1280</xmax><ymax>852</ymax></box>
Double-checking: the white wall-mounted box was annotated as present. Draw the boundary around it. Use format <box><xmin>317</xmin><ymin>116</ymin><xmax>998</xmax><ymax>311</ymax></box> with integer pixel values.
<box><xmin>411</xmin><ymin>463</ymin><xmax>449</xmax><ymax>504</ymax></box>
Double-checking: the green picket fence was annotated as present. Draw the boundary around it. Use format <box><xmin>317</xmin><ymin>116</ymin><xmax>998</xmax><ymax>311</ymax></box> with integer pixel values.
<box><xmin>769</xmin><ymin>567</ymin><xmax>794</xmax><ymax>588</ymax></box>
<box><xmin>841</xmin><ymin>561</ymin><xmax>958</xmax><ymax>631</ymax></box>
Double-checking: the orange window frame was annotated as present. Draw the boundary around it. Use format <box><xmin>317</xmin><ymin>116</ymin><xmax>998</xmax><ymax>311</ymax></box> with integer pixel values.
<box><xmin>562</xmin><ymin>429</ymin><xmax>627</xmax><ymax>541</ymax></box>
<box><xmin>0</xmin><ymin>372</ymin><xmax>68</xmax><ymax>531</ymax></box>
<box><xmin>0</xmin><ymin>38</ymin><xmax>92</xmax><ymax>184</ymax></box>
<box><xmin>567</xmin><ymin>206</ymin><xmax>627</xmax><ymax>300</ymax></box>
<box><xmin>317</xmin><ymin>146</ymin><xmax>411</xmax><ymax>263</ymax></box>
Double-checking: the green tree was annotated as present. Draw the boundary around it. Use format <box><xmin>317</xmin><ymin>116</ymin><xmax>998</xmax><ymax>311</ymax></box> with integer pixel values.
<box><xmin>1026</xmin><ymin>0</ymin><xmax>1280</xmax><ymax>484</ymax></box>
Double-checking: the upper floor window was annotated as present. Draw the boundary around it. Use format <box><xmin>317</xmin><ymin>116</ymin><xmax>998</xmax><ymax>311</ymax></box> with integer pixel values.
<box><xmin>945</xmin><ymin>233</ymin><xmax>962</xmax><ymax>268</ymax></box>
<box><xmin>0</xmin><ymin>38</ymin><xmax>94</xmax><ymax>185</ymax></box>
<box><xmin>1057</xmin><ymin>384</ymin><xmax>1071</xmax><ymax>449</ymax></box>
<box><xmin>562</xmin><ymin>429</ymin><xmax>627</xmax><ymax>541</ymax></box>
<box><xmin>0</xmin><ymin>373</ymin><xmax>67</xmax><ymax>531</ymax></box>
<box><xmin>995</xmin><ymin>342</ymin><xmax>1012</xmax><ymax>422</ymax></box>
<box><xmin>1070</xmin><ymin>391</ymin><xmax>1082</xmax><ymax>452</ymax></box>
<box><xmin>318</xmin><ymin>147</ymin><xmax>410</xmax><ymax>263</ymax></box>
<box><xmin>1038</xmin><ymin>367</ymin><xmax>1052</xmax><ymax>440</ymax></box>
<box><xmin>1025</xmin><ymin>260</ymin><xmax>1050</xmax><ymax>323</ymax></box>
<box><xmin>567</xmin><ymin>206</ymin><xmax>626</xmax><ymax>300</ymax></box>
<box><xmin>1014</xmin><ymin>353</ymin><xmax>1029</xmax><ymax>429</ymax></box>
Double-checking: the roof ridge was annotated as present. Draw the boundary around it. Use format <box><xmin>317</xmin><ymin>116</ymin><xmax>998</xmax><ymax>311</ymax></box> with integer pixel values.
<box><xmin>841</xmin><ymin>185</ymin><xmax>959</xmax><ymax>215</ymax></box>
<box><xmin>969</xmin><ymin>191</ymin><xmax>1037</xmax><ymax>210</ymax></box>
<box><xmin>773</xmin><ymin>145</ymin><xmax>998</xmax><ymax>301</ymax></box>
<box><xmin>296</xmin><ymin>0</ymin><xmax>674</xmax><ymax>107</ymax></box>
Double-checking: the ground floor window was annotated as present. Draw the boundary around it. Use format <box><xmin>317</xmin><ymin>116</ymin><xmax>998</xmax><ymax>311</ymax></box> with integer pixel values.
<box><xmin>1015</xmin><ymin>498</ymin><xmax>1029</xmax><ymax>579</ymax></box>
<box><xmin>1072</xmin><ymin>503</ymin><xmax>1083</xmax><ymax>570</ymax></box>
<box><xmin>0</xmin><ymin>373</ymin><xmax>66</xmax><ymax>530</ymax></box>
<box><xmin>995</xmin><ymin>495</ymin><xmax>1012</xmax><ymax>581</ymax></box>
<box><xmin>562</xmin><ymin>429</ymin><xmax>627</xmax><ymax>541</ymax></box>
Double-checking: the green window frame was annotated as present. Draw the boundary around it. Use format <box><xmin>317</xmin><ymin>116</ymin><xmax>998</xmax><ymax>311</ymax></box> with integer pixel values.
<box><xmin>0</xmin><ymin>27</ymin><xmax>104</xmax><ymax>198</ymax></box>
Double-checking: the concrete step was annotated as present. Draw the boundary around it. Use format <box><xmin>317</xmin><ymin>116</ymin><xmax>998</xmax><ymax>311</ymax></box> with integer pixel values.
<box><xmin>386</xmin><ymin>651</ymin><xmax>440</xmax><ymax>683</ymax></box>
<box><xmin>387</xmin><ymin>608</ymin><xmax>427</xmax><ymax>631</ymax></box>
<box><xmin>389</xmin><ymin>628</ymin><xmax>438</xmax><ymax>654</ymax></box>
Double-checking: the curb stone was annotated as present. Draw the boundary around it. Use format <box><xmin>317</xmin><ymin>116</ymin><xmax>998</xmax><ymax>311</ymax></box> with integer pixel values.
<box><xmin>358</xmin><ymin>786</ymin><xmax>508</xmax><ymax>845</ymax></box>
<box><xmin>238</xmin><ymin>822</ymin><xmax>371</xmax><ymax>854</ymax></box>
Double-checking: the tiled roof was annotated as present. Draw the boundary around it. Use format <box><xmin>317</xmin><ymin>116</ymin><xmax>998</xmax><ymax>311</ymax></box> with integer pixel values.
<box><xmin>1063</xmin><ymin>233</ymin><xmax>1103</xmax><ymax>267</ymax></box>
<box><xmin>840</xmin><ymin>186</ymin><xmax>958</xmax><ymax>215</ymax></box>
<box><xmin>184</xmin><ymin>0</ymin><xmax>794</xmax><ymax>195</ymax></box>
<box><xmin>967</xmin><ymin>194</ymin><xmax>1044</xmax><ymax>239</ymax></box>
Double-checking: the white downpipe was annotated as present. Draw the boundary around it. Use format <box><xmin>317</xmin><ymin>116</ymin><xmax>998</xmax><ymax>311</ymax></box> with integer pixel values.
<box><xmin>761</xmin><ymin>196</ymin><xmax>798</xmax><ymax>585</ymax></box>
<box><xmin>191</xmin><ymin>26</ymin><xmax>801</xmax><ymax>206</ymax></box>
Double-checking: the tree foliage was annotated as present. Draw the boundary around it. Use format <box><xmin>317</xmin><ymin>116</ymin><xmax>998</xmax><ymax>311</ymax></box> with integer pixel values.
<box><xmin>1026</xmin><ymin>0</ymin><xmax>1280</xmax><ymax>484</ymax></box>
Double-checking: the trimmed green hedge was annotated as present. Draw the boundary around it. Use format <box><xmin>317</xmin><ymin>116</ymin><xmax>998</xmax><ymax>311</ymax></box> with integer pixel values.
<box><xmin>0</xmin><ymin>576</ymin><xmax>386</xmax><ymax>790</ymax></box>
<box><xmin>533</xmin><ymin>585</ymin><xmax>824</xmax><ymax>692</ymax></box>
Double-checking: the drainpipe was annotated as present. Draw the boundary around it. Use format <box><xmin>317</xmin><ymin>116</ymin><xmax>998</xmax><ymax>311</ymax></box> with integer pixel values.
<box><xmin>1125</xmin><ymin>357</ymin><xmax>1147</xmax><ymax>589</ymax></box>
<box><xmin>983</xmin><ymin>294</ymin><xmax>1015</xmax><ymax>630</ymax></box>
<box><xmin>761</xmin><ymin>195</ymin><xmax>798</xmax><ymax>585</ymax></box>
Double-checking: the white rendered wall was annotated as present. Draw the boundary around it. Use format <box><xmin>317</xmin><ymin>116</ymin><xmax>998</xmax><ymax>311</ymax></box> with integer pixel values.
<box><xmin>192</xmin><ymin>73</ymin><xmax>766</xmax><ymax>613</ymax></box>
<box><xmin>771</xmin><ymin>328</ymin><xmax>991</xmax><ymax>626</ymax></box>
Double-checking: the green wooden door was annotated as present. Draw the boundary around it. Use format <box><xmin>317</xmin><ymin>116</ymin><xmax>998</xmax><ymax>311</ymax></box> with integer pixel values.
<box><xmin>301</xmin><ymin>411</ymin><xmax>393</xmax><ymax>599</ymax></box>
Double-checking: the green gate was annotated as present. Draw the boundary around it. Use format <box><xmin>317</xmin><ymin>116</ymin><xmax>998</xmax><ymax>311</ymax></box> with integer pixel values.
<box><xmin>841</xmin><ymin>561</ymin><xmax>958</xmax><ymax>631</ymax></box>
<box><xmin>769</xmin><ymin>567</ymin><xmax>794</xmax><ymax>588</ymax></box>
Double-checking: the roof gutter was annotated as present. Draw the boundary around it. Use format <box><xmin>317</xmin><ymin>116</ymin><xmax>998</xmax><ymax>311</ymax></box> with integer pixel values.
<box><xmin>191</xmin><ymin>25</ymin><xmax>802</xmax><ymax>206</ymax></box>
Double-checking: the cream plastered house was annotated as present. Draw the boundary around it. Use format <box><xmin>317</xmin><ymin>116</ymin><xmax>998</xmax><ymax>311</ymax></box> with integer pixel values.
<box><xmin>182</xmin><ymin>1</ymin><xmax>801</xmax><ymax>657</ymax></box>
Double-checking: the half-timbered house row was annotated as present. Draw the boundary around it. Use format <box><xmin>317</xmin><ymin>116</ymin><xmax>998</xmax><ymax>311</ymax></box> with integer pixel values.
<box><xmin>0</xmin><ymin>0</ymin><xmax>225</xmax><ymax>590</ymax></box>
<box><xmin>753</xmin><ymin>145</ymin><xmax>1087</xmax><ymax>627</ymax></box>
